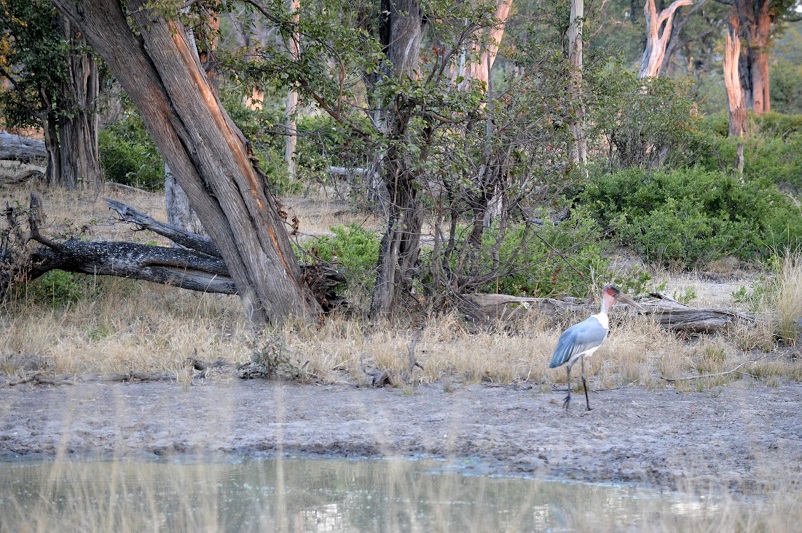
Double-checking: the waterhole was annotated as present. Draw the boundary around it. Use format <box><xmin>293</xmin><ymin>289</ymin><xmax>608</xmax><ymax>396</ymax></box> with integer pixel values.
<box><xmin>0</xmin><ymin>456</ymin><xmax>721</xmax><ymax>532</ymax></box>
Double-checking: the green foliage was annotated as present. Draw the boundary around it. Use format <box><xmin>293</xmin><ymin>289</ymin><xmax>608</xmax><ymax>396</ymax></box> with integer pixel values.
<box><xmin>0</xmin><ymin>0</ymin><xmax>70</xmax><ymax>129</ymax></box>
<box><xmin>475</xmin><ymin>207</ymin><xmax>651</xmax><ymax>298</ymax></box>
<box><xmin>304</xmin><ymin>224</ymin><xmax>380</xmax><ymax>297</ymax></box>
<box><xmin>687</xmin><ymin>113</ymin><xmax>802</xmax><ymax>192</ymax></box>
<box><xmin>587</xmin><ymin>65</ymin><xmax>699</xmax><ymax>170</ymax></box>
<box><xmin>581</xmin><ymin>168</ymin><xmax>802</xmax><ymax>268</ymax></box>
<box><xmin>99</xmin><ymin>111</ymin><xmax>165</xmax><ymax>190</ymax></box>
<box><xmin>27</xmin><ymin>270</ymin><xmax>89</xmax><ymax>307</ymax></box>
<box><xmin>771</xmin><ymin>60</ymin><xmax>802</xmax><ymax>115</ymax></box>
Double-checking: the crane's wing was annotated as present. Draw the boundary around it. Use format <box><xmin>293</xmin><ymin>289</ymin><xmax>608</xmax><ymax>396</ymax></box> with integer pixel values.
<box><xmin>549</xmin><ymin>316</ymin><xmax>609</xmax><ymax>368</ymax></box>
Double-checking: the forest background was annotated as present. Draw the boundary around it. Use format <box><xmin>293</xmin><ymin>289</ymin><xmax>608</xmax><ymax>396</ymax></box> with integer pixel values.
<box><xmin>2</xmin><ymin>0</ymin><xmax>802</xmax><ymax>383</ymax></box>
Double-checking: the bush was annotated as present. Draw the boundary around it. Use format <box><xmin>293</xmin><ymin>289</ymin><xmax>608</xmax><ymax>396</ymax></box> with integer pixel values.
<box><xmin>303</xmin><ymin>224</ymin><xmax>380</xmax><ymax>299</ymax></box>
<box><xmin>474</xmin><ymin>206</ymin><xmax>652</xmax><ymax>298</ymax></box>
<box><xmin>99</xmin><ymin>114</ymin><xmax>165</xmax><ymax>191</ymax></box>
<box><xmin>587</xmin><ymin>66</ymin><xmax>699</xmax><ymax>170</ymax></box>
<box><xmin>581</xmin><ymin>168</ymin><xmax>802</xmax><ymax>267</ymax></box>
<box><xmin>26</xmin><ymin>270</ymin><xmax>95</xmax><ymax>307</ymax></box>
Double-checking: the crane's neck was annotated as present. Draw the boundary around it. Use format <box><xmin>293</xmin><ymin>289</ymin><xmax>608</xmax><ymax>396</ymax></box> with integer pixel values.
<box><xmin>599</xmin><ymin>291</ymin><xmax>616</xmax><ymax>316</ymax></box>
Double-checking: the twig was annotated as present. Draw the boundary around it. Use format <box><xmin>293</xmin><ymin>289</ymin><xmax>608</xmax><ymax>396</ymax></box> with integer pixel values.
<box><xmin>661</xmin><ymin>360</ymin><xmax>755</xmax><ymax>382</ymax></box>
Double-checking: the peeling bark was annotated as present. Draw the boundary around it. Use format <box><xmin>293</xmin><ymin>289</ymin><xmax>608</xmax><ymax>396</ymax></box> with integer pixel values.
<box><xmin>639</xmin><ymin>0</ymin><xmax>693</xmax><ymax>78</ymax></box>
<box><xmin>725</xmin><ymin>10</ymin><xmax>747</xmax><ymax>138</ymax></box>
<box><xmin>735</xmin><ymin>0</ymin><xmax>772</xmax><ymax>114</ymax></box>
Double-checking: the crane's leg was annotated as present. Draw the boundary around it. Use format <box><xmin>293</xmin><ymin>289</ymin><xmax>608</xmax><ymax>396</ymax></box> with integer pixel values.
<box><xmin>580</xmin><ymin>355</ymin><xmax>592</xmax><ymax>411</ymax></box>
<box><xmin>563</xmin><ymin>364</ymin><xmax>572</xmax><ymax>410</ymax></box>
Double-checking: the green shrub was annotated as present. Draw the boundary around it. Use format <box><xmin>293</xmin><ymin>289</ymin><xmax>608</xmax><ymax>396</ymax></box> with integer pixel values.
<box><xmin>581</xmin><ymin>168</ymin><xmax>802</xmax><ymax>267</ymax></box>
<box><xmin>475</xmin><ymin>206</ymin><xmax>652</xmax><ymax>298</ymax></box>
<box><xmin>304</xmin><ymin>224</ymin><xmax>380</xmax><ymax>298</ymax></box>
<box><xmin>753</xmin><ymin>111</ymin><xmax>802</xmax><ymax>137</ymax></box>
<box><xmin>99</xmin><ymin>114</ymin><xmax>165</xmax><ymax>191</ymax></box>
<box><xmin>27</xmin><ymin>270</ymin><xmax>93</xmax><ymax>307</ymax></box>
<box><xmin>769</xmin><ymin>60</ymin><xmax>802</xmax><ymax>115</ymax></box>
<box><xmin>587</xmin><ymin>66</ymin><xmax>698</xmax><ymax>170</ymax></box>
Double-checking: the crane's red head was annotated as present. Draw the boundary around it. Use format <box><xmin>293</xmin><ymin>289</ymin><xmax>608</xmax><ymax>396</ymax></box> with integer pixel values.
<box><xmin>601</xmin><ymin>284</ymin><xmax>640</xmax><ymax>310</ymax></box>
<box><xmin>603</xmin><ymin>284</ymin><xmax>621</xmax><ymax>299</ymax></box>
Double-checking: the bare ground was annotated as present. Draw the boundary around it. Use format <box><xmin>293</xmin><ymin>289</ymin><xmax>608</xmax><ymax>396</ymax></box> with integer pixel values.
<box><xmin>1</xmin><ymin>377</ymin><xmax>801</xmax><ymax>495</ymax></box>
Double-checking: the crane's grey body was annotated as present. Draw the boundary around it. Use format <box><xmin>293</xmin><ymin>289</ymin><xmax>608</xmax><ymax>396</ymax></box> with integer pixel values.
<box><xmin>549</xmin><ymin>285</ymin><xmax>638</xmax><ymax>411</ymax></box>
<box><xmin>549</xmin><ymin>313</ymin><xmax>609</xmax><ymax>370</ymax></box>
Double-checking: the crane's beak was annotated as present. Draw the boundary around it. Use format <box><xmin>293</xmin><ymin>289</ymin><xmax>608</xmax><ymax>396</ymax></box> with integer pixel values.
<box><xmin>615</xmin><ymin>292</ymin><xmax>643</xmax><ymax>311</ymax></box>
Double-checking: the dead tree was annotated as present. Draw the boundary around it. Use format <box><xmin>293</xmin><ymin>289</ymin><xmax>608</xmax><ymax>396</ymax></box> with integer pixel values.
<box><xmin>1</xmin><ymin>195</ymin><xmax>346</xmax><ymax>312</ymax></box>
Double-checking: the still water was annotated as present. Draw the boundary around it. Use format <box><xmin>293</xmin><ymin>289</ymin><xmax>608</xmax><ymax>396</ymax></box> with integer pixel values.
<box><xmin>0</xmin><ymin>456</ymin><xmax>721</xmax><ymax>532</ymax></box>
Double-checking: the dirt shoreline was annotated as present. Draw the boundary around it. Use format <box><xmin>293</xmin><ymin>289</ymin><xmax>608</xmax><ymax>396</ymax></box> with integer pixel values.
<box><xmin>1</xmin><ymin>378</ymin><xmax>801</xmax><ymax>495</ymax></box>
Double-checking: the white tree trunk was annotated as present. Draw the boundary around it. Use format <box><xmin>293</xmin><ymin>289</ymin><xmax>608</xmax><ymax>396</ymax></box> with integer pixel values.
<box><xmin>285</xmin><ymin>0</ymin><xmax>301</xmax><ymax>181</ymax></box>
<box><xmin>639</xmin><ymin>0</ymin><xmax>693</xmax><ymax>78</ymax></box>
<box><xmin>567</xmin><ymin>0</ymin><xmax>587</xmax><ymax>167</ymax></box>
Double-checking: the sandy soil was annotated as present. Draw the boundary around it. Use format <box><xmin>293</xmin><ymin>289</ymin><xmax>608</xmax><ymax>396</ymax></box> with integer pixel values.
<box><xmin>1</xmin><ymin>377</ymin><xmax>801</xmax><ymax>495</ymax></box>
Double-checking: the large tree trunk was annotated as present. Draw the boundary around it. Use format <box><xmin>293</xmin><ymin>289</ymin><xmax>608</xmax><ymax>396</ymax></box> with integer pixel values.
<box><xmin>735</xmin><ymin>0</ymin><xmax>771</xmax><ymax>114</ymax></box>
<box><xmin>639</xmin><ymin>0</ymin><xmax>693</xmax><ymax>78</ymax></box>
<box><xmin>725</xmin><ymin>10</ymin><xmax>747</xmax><ymax>138</ymax></box>
<box><xmin>43</xmin><ymin>14</ymin><xmax>101</xmax><ymax>190</ymax></box>
<box><xmin>369</xmin><ymin>0</ymin><xmax>427</xmax><ymax>318</ymax></box>
<box><xmin>459</xmin><ymin>0</ymin><xmax>512</xmax><ymax>89</ymax></box>
<box><xmin>51</xmin><ymin>0</ymin><xmax>320</xmax><ymax>326</ymax></box>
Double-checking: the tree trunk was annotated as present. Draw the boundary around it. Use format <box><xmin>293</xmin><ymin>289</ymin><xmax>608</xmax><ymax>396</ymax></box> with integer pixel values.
<box><xmin>460</xmin><ymin>0</ymin><xmax>512</xmax><ymax>89</ymax></box>
<box><xmin>285</xmin><ymin>0</ymin><xmax>301</xmax><ymax>181</ymax></box>
<box><xmin>725</xmin><ymin>10</ymin><xmax>748</xmax><ymax>138</ymax></box>
<box><xmin>369</xmin><ymin>0</ymin><xmax>427</xmax><ymax>318</ymax></box>
<box><xmin>165</xmin><ymin>165</ymin><xmax>205</xmax><ymax>236</ymax></box>
<box><xmin>51</xmin><ymin>0</ymin><xmax>320</xmax><ymax>326</ymax></box>
<box><xmin>567</xmin><ymin>0</ymin><xmax>587</xmax><ymax>167</ymax></box>
<box><xmin>735</xmin><ymin>0</ymin><xmax>772</xmax><ymax>114</ymax></box>
<box><xmin>658</xmin><ymin>0</ymin><xmax>710</xmax><ymax>76</ymax></box>
<box><xmin>639</xmin><ymin>0</ymin><xmax>693</xmax><ymax>78</ymax></box>
<box><xmin>43</xmin><ymin>14</ymin><xmax>101</xmax><ymax>190</ymax></box>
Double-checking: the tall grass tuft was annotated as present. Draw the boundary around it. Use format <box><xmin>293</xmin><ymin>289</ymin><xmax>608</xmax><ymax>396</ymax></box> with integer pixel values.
<box><xmin>772</xmin><ymin>250</ymin><xmax>802</xmax><ymax>344</ymax></box>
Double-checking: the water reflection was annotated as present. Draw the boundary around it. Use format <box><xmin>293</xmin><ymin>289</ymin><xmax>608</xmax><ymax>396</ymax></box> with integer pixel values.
<box><xmin>0</xmin><ymin>456</ymin><xmax>721</xmax><ymax>532</ymax></box>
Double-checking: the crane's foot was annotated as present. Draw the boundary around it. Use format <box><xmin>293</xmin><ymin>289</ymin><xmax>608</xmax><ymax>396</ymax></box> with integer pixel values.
<box><xmin>562</xmin><ymin>394</ymin><xmax>571</xmax><ymax>410</ymax></box>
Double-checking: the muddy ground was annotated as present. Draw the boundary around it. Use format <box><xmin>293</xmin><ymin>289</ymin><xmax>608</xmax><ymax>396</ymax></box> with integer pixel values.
<box><xmin>1</xmin><ymin>377</ymin><xmax>800</xmax><ymax>495</ymax></box>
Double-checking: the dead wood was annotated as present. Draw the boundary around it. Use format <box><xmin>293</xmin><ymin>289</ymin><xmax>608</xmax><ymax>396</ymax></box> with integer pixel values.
<box><xmin>461</xmin><ymin>291</ymin><xmax>754</xmax><ymax>334</ymax></box>
<box><xmin>0</xmin><ymin>131</ymin><xmax>47</xmax><ymax>164</ymax></box>
<box><xmin>105</xmin><ymin>197</ymin><xmax>346</xmax><ymax>310</ymax></box>
<box><xmin>5</xmin><ymin>372</ymin><xmax>74</xmax><ymax>387</ymax></box>
<box><xmin>2</xmin><ymin>195</ymin><xmax>347</xmax><ymax>310</ymax></box>
<box><xmin>0</xmin><ymin>132</ymin><xmax>47</xmax><ymax>187</ymax></box>
<box><xmin>29</xmin><ymin>238</ymin><xmax>237</xmax><ymax>294</ymax></box>
<box><xmin>105</xmin><ymin>198</ymin><xmax>221</xmax><ymax>257</ymax></box>
<box><xmin>96</xmin><ymin>371</ymin><xmax>176</xmax><ymax>382</ymax></box>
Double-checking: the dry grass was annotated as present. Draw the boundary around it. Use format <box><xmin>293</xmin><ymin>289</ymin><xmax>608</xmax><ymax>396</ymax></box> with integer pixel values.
<box><xmin>2</xmin><ymin>186</ymin><xmax>802</xmax><ymax>391</ymax></box>
<box><xmin>769</xmin><ymin>250</ymin><xmax>802</xmax><ymax>344</ymax></box>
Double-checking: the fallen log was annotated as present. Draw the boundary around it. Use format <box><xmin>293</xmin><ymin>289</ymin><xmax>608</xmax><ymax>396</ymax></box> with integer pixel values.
<box><xmin>461</xmin><ymin>291</ymin><xmax>755</xmax><ymax>334</ymax></box>
<box><xmin>29</xmin><ymin>239</ymin><xmax>237</xmax><ymax>294</ymax></box>
<box><xmin>0</xmin><ymin>131</ymin><xmax>47</xmax><ymax>187</ymax></box>
<box><xmin>3</xmin><ymin>194</ymin><xmax>347</xmax><ymax>311</ymax></box>
<box><xmin>0</xmin><ymin>131</ymin><xmax>46</xmax><ymax>163</ymax></box>
<box><xmin>105</xmin><ymin>198</ymin><xmax>221</xmax><ymax>257</ymax></box>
